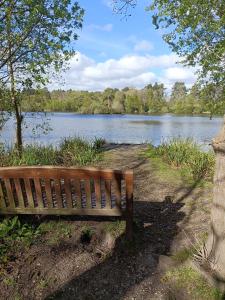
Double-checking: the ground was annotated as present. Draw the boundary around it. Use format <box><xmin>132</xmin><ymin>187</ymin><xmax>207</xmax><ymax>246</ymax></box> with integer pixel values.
<box><xmin>0</xmin><ymin>144</ymin><xmax>215</xmax><ymax>300</ymax></box>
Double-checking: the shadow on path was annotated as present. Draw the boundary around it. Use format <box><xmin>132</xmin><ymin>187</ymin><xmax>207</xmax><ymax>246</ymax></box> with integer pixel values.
<box><xmin>45</xmin><ymin>199</ymin><xmax>185</xmax><ymax>300</ymax></box>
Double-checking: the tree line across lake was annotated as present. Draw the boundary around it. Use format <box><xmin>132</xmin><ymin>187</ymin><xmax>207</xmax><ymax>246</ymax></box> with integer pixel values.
<box><xmin>20</xmin><ymin>81</ymin><xmax>225</xmax><ymax>118</ymax></box>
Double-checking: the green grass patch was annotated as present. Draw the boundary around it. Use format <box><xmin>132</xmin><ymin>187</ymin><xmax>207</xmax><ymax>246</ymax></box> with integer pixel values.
<box><xmin>38</xmin><ymin>220</ymin><xmax>72</xmax><ymax>245</ymax></box>
<box><xmin>146</xmin><ymin>138</ymin><xmax>215</xmax><ymax>182</ymax></box>
<box><xmin>163</xmin><ymin>266</ymin><xmax>223</xmax><ymax>300</ymax></box>
<box><xmin>0</xmin><ymin>216</ymin><xmax>41</xmax><ymax>264</ymax></box>
<box><xmin>172</xmin><ymin>247</ymin><xmax>195</xmax><ymax>264</ymax></box>
<box><xmin>0</xmin><ymin>137</ymin><xmax>104</xmax><ymax>167</ymax></box>
<box><xmin>103</xmin><ymin>221</ymin><xmax>126</xmax><ymax>237</ymax></box>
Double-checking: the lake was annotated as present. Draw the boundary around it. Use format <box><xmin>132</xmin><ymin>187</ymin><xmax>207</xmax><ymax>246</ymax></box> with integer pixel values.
<box><xmin>0</xmin><ymin>113</ymin><xmax>223</xmax><ymax>147</ymax></box>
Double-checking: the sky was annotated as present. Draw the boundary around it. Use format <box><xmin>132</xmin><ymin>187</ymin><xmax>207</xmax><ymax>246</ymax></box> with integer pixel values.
<box><xmin>49</xmin><ymin>0</ymin><xmax>197</xmax><ymax>92</ymax></box>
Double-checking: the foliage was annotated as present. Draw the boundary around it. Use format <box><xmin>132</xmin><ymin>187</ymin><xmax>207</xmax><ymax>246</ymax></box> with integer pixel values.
<box><xmin>10</xmin><ymin>81</ymin><xmax>224</xmax><ymax>118</ymax></box>
<box><xmin>0</xmin><ymin>0</ymin><xmax>84</xmax><ymax>150</ymax></box>
<box><xmin>147</xmin><ymin>138</ymin><xmax>215</xmax><ymax>181</ymax></box>
<box><xmin>0</xmin><ymin>217</ymin><xmax>40</xmax><ymax>263</ymax></box>
<box><xmin>148</xmin><ymin>0</ymin><xmax>225</xmax><ymax>85</ymax></box>
<box><xmin>0</xmin><ymin>137</ymin><xmax>103</xmax><ymax>167</ymax></box>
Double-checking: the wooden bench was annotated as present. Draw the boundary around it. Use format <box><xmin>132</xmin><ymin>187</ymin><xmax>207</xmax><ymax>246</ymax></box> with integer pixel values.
<box><xmin>0</xmin><ymin>166</ymin><xmax>133</xmax><ymax>239</ymax></box>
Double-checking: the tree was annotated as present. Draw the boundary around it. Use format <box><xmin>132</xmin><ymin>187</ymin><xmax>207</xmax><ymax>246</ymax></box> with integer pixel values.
<box><xmin>200</xmin><ymin>84</ymin><xmax>225</xmax><ymax>119</ymax></box>
<box><xmin>112</xmin><ymin>91</ymin><xmax>126</xmax><ymax>113</ymax></box>
<box><xmin>0</xmin><ymin>0</ymin><xmax>84</xmax><ymax>152</ymax></box>
<box><xmin>115</xmin><ymin>0</ymin><xmax>225</xmax><ymax>284</ymax></box>
<box><xmin>169</xmin><ymin>82</ymin><xmax>187</xmax><ymax>113</ymax></box>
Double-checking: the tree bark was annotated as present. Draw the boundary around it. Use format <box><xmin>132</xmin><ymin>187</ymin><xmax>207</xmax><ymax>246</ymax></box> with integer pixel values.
<box><xmin>15</xmin><ymin>104</ymin><xmax>23</xmax><ymax>153</ymax></box>
<box><xmin>206</xmin><ymin>115</ymin><xmax>225</xmax><ymax>288</ymax></box>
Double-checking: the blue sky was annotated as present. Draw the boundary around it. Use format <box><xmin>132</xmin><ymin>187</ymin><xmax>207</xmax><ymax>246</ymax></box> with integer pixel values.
<box><xmin>51</xmin><ymin>0</ymin><xmax>197</xmax><ymax>91</ymax></box>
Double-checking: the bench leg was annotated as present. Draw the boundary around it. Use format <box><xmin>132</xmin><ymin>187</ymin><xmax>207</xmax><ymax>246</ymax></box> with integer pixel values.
<box><xmin>126</xmin><ymin>215</ymin><xmax>133</xmax><ymax>240</ymax></box>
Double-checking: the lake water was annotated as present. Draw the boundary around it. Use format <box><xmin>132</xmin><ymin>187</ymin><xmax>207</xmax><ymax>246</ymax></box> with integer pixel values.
<box><xmin>0</xmin><ymin>113</ymin><xmax>223</xmax><ymax>147</ymax></box>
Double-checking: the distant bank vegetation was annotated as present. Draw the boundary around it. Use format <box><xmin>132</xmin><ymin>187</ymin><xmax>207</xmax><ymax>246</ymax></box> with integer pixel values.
<box><xmin>18</xmin><ymin>82</ymin><xmax>225</xmax><ymax>118</ymax></box>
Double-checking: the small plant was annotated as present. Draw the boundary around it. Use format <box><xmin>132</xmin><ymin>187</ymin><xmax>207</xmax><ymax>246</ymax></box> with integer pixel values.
<box><xmin>0</xmin><ymin>217</ymin><xmax>41</xmax><ymax>263</ymax></box>
<box><xmin>93</xmin><ymin>137</ymin><xmax>106</xmax><ymax>151</ymax></box>
<box><xmin>80</xmin><ymin>226</ymin><xmax>93</xmax><ymax>243</ymax></box>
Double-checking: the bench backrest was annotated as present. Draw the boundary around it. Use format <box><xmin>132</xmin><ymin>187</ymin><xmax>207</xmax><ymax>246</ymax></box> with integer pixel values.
<box><xmin>0</xmin><ymin>166</ymin><xmax>133</xmax><ymax>218</ymax></box>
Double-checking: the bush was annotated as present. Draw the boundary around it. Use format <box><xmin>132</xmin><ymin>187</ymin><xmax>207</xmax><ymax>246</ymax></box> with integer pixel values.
<box><xmin>147</xmin><ymin>138</ymin><xmax>215</xmax><ymax>181</ymax></box>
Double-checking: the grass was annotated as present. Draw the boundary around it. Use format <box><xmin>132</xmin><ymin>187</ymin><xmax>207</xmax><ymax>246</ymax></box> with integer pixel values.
<box><xmin>172</xmin><ymin>247</ymin><xmax>195</xmax><ymax>264</ymax></box>
<box><xmin>103</xmin><ymin>221</ymin><xmax>126</xmax><ymax>238</ymax></box>
<box><xmin>38</xmin><ymin>220</ymin><xmax>72</xmax><ymax>245</ymax></box>
<box><xmin>146</xmin><ymin>138</ymin><xmax>215</xmax><ymax>182</ymax></box>
<box><xmin>162</xmin><ymin>266</ymin><xmax>223</xmax><ymax>300</ymax></box>
<box><xmin>0</xmin><ymin>136</ymin><xmax>105</xmax><ymax>167</ymax></box>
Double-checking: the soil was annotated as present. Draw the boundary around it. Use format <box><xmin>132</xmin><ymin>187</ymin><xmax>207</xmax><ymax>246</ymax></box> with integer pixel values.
<box><xmin>0</xmin><ymin>144</ymin><xmax>212</xmax><ymax>300</ymax></box>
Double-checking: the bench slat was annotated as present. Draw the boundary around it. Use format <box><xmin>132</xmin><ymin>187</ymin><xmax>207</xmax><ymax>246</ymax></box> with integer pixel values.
<box><xmin>0</xmin><ymin>207</ymin><xmax>124</xmax><ymax>216</ymax></box>
<box><xmin>74</xmin><ymin>180</ymin><xmax>81</xmax><ymax>208</ymax></box>
<box><xmin>34</xmin><ymin>178</ymin><xmax>44</xmax><ymax>208</ymax></box>
<box><xmin>24</xmin><ymin>179</ymin><xmax>34</xmax><ymax>208</ymax></box>
<box><xmin>14</xmin><ymin>179</ymin><xmax>24</xmax><ymax>208</ymax></box>
<box><xmin>0</xmin><ymin>167</ymin><xmax>126</xmax><ymax>180</ymax></box>
<box><xmin>64</xmin><ymin>179</ymin><xmax>72</xmax><ymax>208</ymax></box>
<box><xmin>85</xmin><ymin>180</ymin><xmax>92</xmax><ymax>208</ymax></box>
<box><xmin>0</xmin><ymin>179</ymin><xmax>6</xmax><ymax>208</ymax></box>
<box><xmin>114</xmin><ymin>176</ymin><xmax>121</xmax><ymax>210</ymax></box>
<box><xmin>94</xmin><ymin>179</ymin><xmax>101</xmax><ymax>209</ymax></box>
<box><xmin>54</xmin><ymin>179</ymin><xmax>63</xmax><ymax>208</ymax></box>
<box><xmin>5</xmin><ymin>179</ymin><xmax>15</xmax><ymax>208</ymax></box>
<box><xmin>105</xmin><ymin>180</ymin><xmax>111</xmax><ymax>209</ymax></box>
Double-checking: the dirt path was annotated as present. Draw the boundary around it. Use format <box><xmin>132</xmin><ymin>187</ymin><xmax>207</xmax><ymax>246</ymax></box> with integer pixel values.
<box><xmin>0</xmin><ymin>145</ymin><xmax>212</xmax><ymax>300</ymax></box>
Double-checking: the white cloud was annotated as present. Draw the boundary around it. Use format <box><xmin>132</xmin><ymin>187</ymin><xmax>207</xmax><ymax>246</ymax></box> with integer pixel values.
<box><xmin>134</xmin><ymin>40</ymin><xmax>154</xmax><ymax>52</ymax></box>
<box><xmin>87</xmin><ymin>23</ymin><xmax>113</xmax><ymax>32</ymax></box>
<box><xmin>164</xmin><ymin>67</ymin><xmax>197</xmax><ymax>82</ymax></box>
<box><xmin>49</xmin><ymin>52</ymin><xmax>197</xmax><ymax>91</ymax></box>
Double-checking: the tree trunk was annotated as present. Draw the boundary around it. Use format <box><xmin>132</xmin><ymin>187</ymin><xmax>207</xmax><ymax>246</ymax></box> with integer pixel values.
<box><xmin>6</xmin><ymin>2</ymin><xmax>23</xmax><ymax>154</ymax></box>
<box><xmin>205</xmin><ymin>116</ymin><xmax>225</xmax><ymax>288</ymax></box>
<box><xmin>15</xmin><ymin>106</ymin><xmax>23</xmax><ymax>153</ymax></box>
